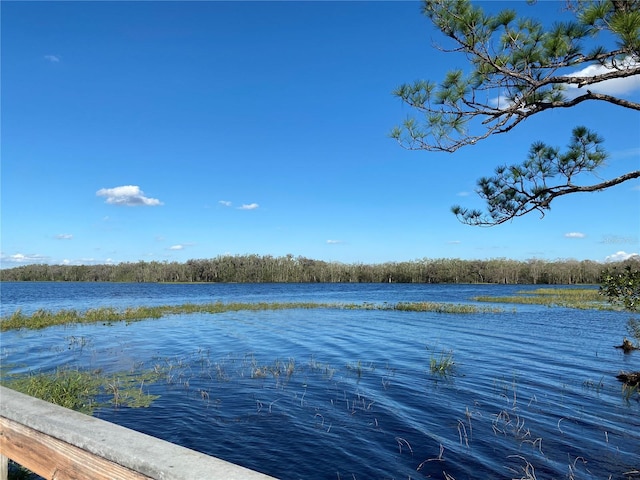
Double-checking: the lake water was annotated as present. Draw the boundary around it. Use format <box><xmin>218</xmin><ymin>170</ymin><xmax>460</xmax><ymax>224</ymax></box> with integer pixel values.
<box><xmin>1</xmin><ymin>282</ymin><xmax>638</xmax><ymax>479</ymax></box>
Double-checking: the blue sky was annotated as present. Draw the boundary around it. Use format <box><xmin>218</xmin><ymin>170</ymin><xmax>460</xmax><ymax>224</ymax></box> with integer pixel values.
<box><xmin>2</xmin><ymin>1</ymin><xmax>639</xmax><ymax>268</ymax></box>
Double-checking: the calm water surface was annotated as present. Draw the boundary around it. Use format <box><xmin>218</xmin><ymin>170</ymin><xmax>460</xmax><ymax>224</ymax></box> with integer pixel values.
<box><xmin>1</xmin><ymin>282</ymin><xmax>638</xmax><ymax>479</ymax></box>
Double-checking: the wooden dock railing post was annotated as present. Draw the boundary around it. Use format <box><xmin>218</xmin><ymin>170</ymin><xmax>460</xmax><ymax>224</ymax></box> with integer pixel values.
<box><xmin>0</xmin><ymin>386</ymin><xmax>278</xmax><ymax>480</ymax></box>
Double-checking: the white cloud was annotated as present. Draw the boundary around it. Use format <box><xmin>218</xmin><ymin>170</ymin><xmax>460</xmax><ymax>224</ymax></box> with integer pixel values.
<box><xmin>44</xmin><ymin>54</ymin><xmax>60</xmax><ymax>63</ymax></box>
<box><xmin>448</xmin><ymin>240</ymin><xmax>462</xmax><ymax>244</ymax></box>
<box><xmin>0</xmin><ymin>253</ymin><xmax>126</xmax><ymax>267</ymax></box>
<box><xmin>96</xmin><ymin>185</ymin><xmax>163</xmax><ymax>206</ymax></box>
<box><xmin>168</xmin><ymin>243</ymin><xmax>195</xmax><ymax>251</ymax></box>
<box><xmin>326</xmin><ymin>239</ymin><xmax>344</xmax><ymax>244</ymax></box>
<box><xmin>0</xmin><ymin>253</ymin><xmax>49</xmax><ymax>265</ymax></box>
<box><xmin>489</xmin><ymin>95</ymin><xmax>506</xmax><ymax>108</ymax></box>
<box><xmin>457</xmin><ymin>191</ymin><xmax>471</xmax><ymax>197</ymax></box>
<box><xmin>605</xmin><ymin>251</ymin><xmax>639</xmax><ymax>262</ymax></box>
<box><xmin>564</xmin><ymin>232</ymin><xmax>586</xmax><ymax>239</ymax></box>
<box><xmin>490</xmin><ymin>57</ymin><xmax>640</xmax><ymax>107</ymax></box>
<box><xmin>565</xmin><ymin>57</ymin><xmax>640</xmax><ymax>96</ymax></box>
<box><xmin>219</xmin><ymin>200</ymin><xmax>259</xmax><ymax>210</ymax></box>
<box><xmin>55</xmin><ymin>234</ymin><xmax>73</xmax><ymax>240</ymax></box>
<box><xmin>238</xmin><ymin>203</ymin><xmax>259</xmax><ymax>210</ymax></box>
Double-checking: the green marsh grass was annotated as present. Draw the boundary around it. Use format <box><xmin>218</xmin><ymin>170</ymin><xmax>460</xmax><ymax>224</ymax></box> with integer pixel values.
<box><xmin>1</xmin><ymin>301</ymin><xmax>505</xmax><ymax>332</ymax></box>
<box><xmin>473</xmin><ymin>288</ymin><xmax>611</xmax><ymax>310</ymax></box>
<box><xmin>429</xmin><ymin>350</ymin><xmax>455</xmax><ymax>376</ymax></box>
<box><xmin>395</xmin><ymin>302</ymin><xmax>503</xmax><ymax>314</ymax></box>
<box><xmin>4</xmin><ymin>367</ymin><xmax>100</xmax><ymax>414</ymax></box>
<box><xmin>2</xmin><ymin>366</ymin><xmax>162</xmax><ymax>414</ymax></box>
<box><xmin>0</xmin><ymin>302</ymin><xmax>332</xmax><ymax>331</ymax></box>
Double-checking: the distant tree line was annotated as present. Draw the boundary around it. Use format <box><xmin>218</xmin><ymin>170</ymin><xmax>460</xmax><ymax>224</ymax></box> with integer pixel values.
<box><xmin>2</xmin><ymin>254</ymin><xmax>638</xmax><ymax>285</ymax></box>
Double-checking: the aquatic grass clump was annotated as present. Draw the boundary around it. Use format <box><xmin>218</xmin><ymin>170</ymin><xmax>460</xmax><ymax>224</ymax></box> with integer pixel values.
<box><xmin>2</xmin><ymin>366</ymin><xmax>162</xmax><ymax>414</ymax></box>
<box><xmin>102</xmin><ymin>371</ymin><xmax>162</xmax><ymax>408</ymax></box>
<box><xmin>249</xmin><ymin>358</ymin><xmax>297</xmax><ymax>380</ymax></box>
<box><xmin>429</xmin><ymin>350</ymin><xmax>455</xmax><ymax>376</ymax></box>
<box><xmin>394</xmin><ymin>302</ymin><xmax>503</xmax><ymax>314</ymax></box>
<box><xmin>622</xmin><ymin>382</ymin><xmax>639</xmax><ymax>402</ymax></box>
<box><xmin>0</xmin><ymin>302</ymin><xmax>337</xmax><ymax>332</ymax></box>
<box><xmin>236</xmin><ymin>353</ymin><xmax>299</xmax><ymax>382</ymax></box>
<box><xmin>526</xmin><ymin>288</ymin><xmax>599</xmax><ymax>298</ymax></box>
<box><xmin>1</xmin><ymin>307</ymin><xmax>159</xmax><ymax>331</ymax></box>
<box><xmin>308</xmin><ymin>356</ymin><xmax>336</xmax><ymax>379</ymax></box>
<box><xmin>4</xmin><ymin>367</ymin><xmax>100</xmax><ymax>414</ymax></box>
<box><xmin>473</xmin><ymin>288</ymin><xmax>611</xmax><ymax>310</ymax></box>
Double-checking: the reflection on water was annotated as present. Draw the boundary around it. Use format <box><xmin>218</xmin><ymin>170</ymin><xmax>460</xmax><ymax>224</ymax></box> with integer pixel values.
<box><xmin>1</xmin><ymin>282</ymin><xmax>639</xmax><ymax>479</ymax></box>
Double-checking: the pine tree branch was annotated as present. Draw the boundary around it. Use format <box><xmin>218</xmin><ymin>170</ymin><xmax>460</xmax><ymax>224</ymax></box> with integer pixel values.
<box><xmin>456</xmin><ymin>170</ymin><xmax>640</xmax><ymax>226</ymax></box>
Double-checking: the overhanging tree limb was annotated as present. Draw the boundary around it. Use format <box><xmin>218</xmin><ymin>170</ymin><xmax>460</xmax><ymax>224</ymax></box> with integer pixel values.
<box><xmin>453</xmin><ymin>169</ymin><xmax>640</xmax><ymax>226</ymax></box>
<box><xmin>392</xmin><ymin>0</ymin><xmax>640</xmax><ymax>225</ymax></box>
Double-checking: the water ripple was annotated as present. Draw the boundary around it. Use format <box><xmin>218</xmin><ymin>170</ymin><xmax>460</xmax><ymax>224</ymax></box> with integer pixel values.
<box><xmin>2</xmin><ymin>283</ymin><xmax>638</xmax><ymax>479</ymax></box>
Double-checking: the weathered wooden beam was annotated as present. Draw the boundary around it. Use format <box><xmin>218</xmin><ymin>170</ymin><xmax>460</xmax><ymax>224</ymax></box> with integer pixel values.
<box><xmin>0</xmin><ymin>416</ymin><xmax>152</xmax><ymax>480</ymax></box>
<box><xmin>0</xmin><ymin>386</ymin><xmax>277</xmax><ymax>479</ymax></box>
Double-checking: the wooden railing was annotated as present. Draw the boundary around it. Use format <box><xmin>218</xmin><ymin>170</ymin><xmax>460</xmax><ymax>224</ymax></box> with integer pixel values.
<box><xmin>0</xmin><ymin>386</ymin><xmax>277</xmax><ymax>480</ymax></box>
